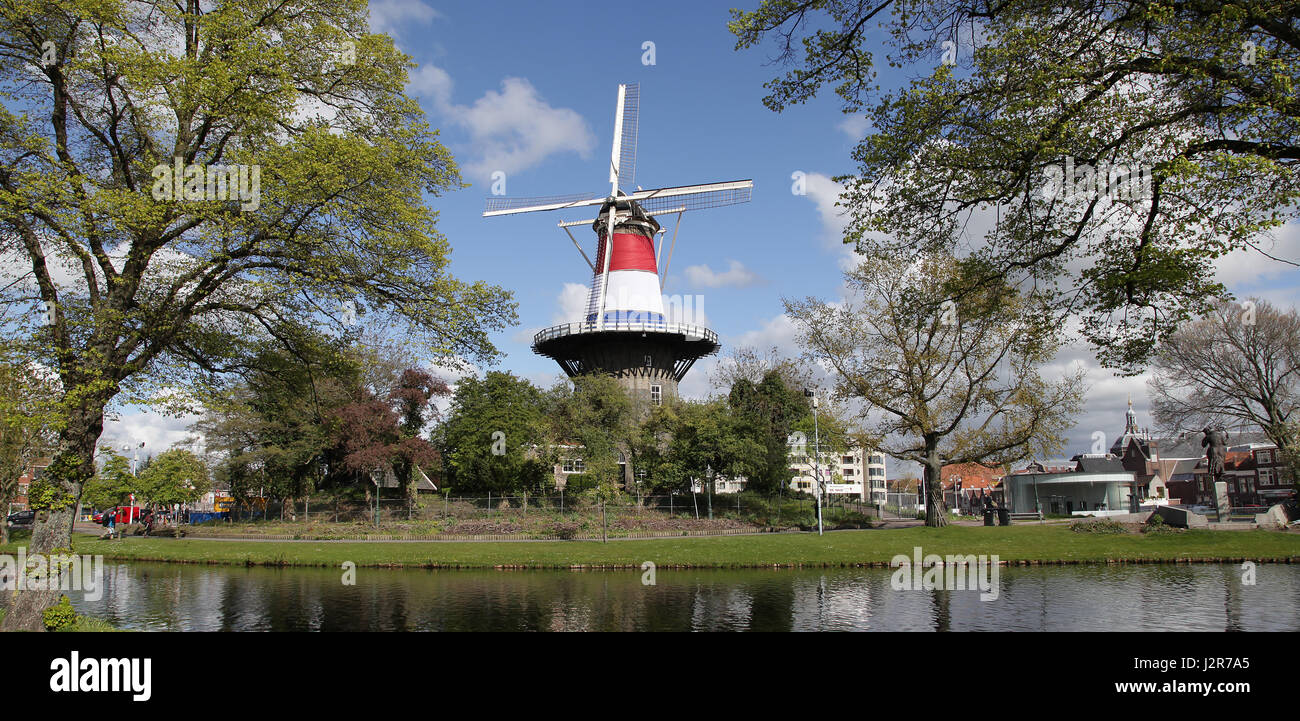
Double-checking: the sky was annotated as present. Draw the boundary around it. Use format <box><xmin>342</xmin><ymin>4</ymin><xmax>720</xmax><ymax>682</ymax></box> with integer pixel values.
<box><xmin>102</xmin><ymin>0</ymin><xmax>1300</xmax><ymax>475</ymax></box>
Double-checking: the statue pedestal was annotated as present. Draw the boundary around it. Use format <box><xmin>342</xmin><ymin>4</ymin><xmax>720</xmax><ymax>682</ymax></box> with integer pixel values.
<box><xmin>1214</xmin><ymin>480</ymin><xmax>1231</xmax><ymax>520</ymax></box>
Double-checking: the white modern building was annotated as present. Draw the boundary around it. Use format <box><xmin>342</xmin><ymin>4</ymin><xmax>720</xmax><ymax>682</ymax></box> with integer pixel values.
<box><xmin>787</xmin><ymin>446</ymin><xmax>887</xmax><ymax>502</ymax></box>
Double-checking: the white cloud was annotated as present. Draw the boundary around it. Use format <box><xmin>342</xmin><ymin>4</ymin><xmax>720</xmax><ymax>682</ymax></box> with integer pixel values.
<box><xmin>407</xmin><ymin>64</ymin><xmax>454</xmax><ymax>103</ymax></box>
<box><xmin>101</xmin><ymin>408</ymin><xmax>203</xmax><ymax>460</ymax></box>
<box><xmin>510</xmin><ymin>282</ymin><xmax>590</xmax><ymax>344</ymax></box>
<box><xmin>554</xmin><ymin>282</ymin><xmax>590</xmax><ymax>323</ymax></box>
<box><xmin>1213</xmin><ymin>221</ymin><xmax>1300</xmax><ymax>291</ymax></box>
<box><xmin>837</xmin><ymin>115</ymin><xmax>871</xmax><ymax>139</ymax></box>
<box><xmin>369</xmin><ymin>0</ymin><xmax>441</xmax><ymax>37</ymax></box>
<box><xmin>683</xmin><ymin>260</ymin><xmax>763</xmax><ymax>289</ymax></box>
<box><xmin>409</xmin><ymin>66</ymin><xmax>596</xmax><ymax>182</ymax></box>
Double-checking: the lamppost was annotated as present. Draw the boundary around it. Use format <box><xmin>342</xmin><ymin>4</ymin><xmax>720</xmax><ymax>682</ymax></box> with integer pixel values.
<box><xmin>805</xmin><ymin>389</ymin><xmax>823</xmax><ymax>536</ymax></box>
<box><xmin>121</xmin><ymin>441</ymin><xmax>145</xmax><ymax>477</ymax></box>
<box><xmin>121</xmin><ymin>441</ymin><xmax>144</xmax><ymax>523</ymax></box>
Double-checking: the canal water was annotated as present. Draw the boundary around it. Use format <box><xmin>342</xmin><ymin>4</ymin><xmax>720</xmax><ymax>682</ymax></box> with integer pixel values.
<box><xmin>64</xmin><ymin>562</ymin><xmax>1300</xmax><ymax>631</ymax></box>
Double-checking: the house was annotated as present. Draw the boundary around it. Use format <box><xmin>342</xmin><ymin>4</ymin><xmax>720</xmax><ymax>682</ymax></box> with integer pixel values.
<box><xmin>1244</xmin><ymin>443</ymin><xmax>1295</xmax><ymax>505</ymax></box>
<box><xmin>8</xmin><ymin>457</ymin><xmax>51</xmax><ymax>514</ymax></box>
<box><xmin>1197</xmin><ymin>444</ymin><xmax>1293</xmax><ymax>507</ymax></box>
<box><xmin>374</xmin><ymin>465</ymin><xmax>439</xmax><ymax>494</ymax></box>
<box><xmin>1111</xmin><ymin>398</ymin><xmax>1292</xmax><ymax>507</ymax></box>
<box><xmin>939</xmin><ymin>462</ymin><xmax>1004</xmax><ymax>513</ymax></box>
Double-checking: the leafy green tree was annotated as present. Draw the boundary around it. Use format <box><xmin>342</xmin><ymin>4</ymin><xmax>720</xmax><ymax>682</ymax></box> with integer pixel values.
<box><xmin>138</xmin><ymin>449</ymin><xmax>210</xmax><ymax>508</ymax></box>
<box><xmin>659</xmin><ymin>400</ymin><xmax>764</xmax><ymax>518</ymax></box>
<box><xmin>0</xmin><ymin>355</ymin><xmax>59</xmax><ymax>544</ymax></box>
<box><xmin>439</xmin><ymin>371</ymin><xmax>549</xmax><ymax>495</ymax></box>
<box><xmin>625</xmin><ymin>401</ymin><xmax>680</xmax><ymax>497</ymax></box>
<box><xmin>0</xmin><ymin>1</ymin><xmax>516</xmax><ymax>630</ymax></box>
<box><xmin>786</xmin><ymin>252</ymin><xmax>1087</xmax><ymax>526</ymax></box>
<box><xmin>731</xmin><ymin>0</ymin><xmax>1300</xmax><ymax>373</ymax></box>
<box><xmin>728</xmin><ymin>371</ymin><xmax>810</xmax><ymax>494</ymax></box>
<box><xmin>81</xmin><ymin>448</ymin><xmax>142</xmax><ymax>511</ymax></box>
<box><xmin>193</xmin><ymin>323</ymin><xmax>365</xmax><ymax>507</ymax></box>
<box><xmin>542</xmin><ymin>374</ymin><xmax>639</xmax><ymax>500</ymax></box>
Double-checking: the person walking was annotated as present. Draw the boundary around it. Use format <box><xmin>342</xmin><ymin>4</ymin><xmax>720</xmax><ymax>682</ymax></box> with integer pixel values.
<box><xmin>103</xmin><ymin>508</ymin><xmax>117</xmax><ymax>540</ymax></box>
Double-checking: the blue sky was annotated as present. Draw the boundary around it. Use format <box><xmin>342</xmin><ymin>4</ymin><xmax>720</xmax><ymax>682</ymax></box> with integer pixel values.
<box><xmin>106</xmin><ymin>0</ymin><xmax>1300</xmax><ymax>473</ymax></box>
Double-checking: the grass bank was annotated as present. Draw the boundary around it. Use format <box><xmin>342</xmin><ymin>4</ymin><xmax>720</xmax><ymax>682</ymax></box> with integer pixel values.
<box><xmin>0</xmin><ymin>605</ymin><xmax>122</xmax><ymax>632</ymax></box>
<box><xmin>17</xmin><ymin>524</ymin><xmax>1298</xmax><ymax>570</ymax></box>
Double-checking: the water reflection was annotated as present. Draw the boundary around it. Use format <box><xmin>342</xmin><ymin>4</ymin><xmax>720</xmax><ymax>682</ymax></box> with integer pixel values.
<box><xmin>68</xmin><ymin>563</ymin><xmax>1300</xmax><ymax>632</ymax></box>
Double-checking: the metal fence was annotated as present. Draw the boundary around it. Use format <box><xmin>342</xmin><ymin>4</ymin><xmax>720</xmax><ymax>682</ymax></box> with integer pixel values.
<box><xmin>884</xmin><ymin>492</ymin><xmax>922</xmax><ymax>519</ymax></box>
<box><xmin>195</xmin><ymin>492</ymin><xmax>882</xmax><ymax>527</ymax></box>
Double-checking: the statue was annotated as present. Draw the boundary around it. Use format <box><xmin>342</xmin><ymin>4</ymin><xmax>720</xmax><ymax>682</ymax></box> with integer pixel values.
<box><xmin>1202</xmin><ymin>426</ymin><xmax>1229</xmax><ymax>482</ymax></box>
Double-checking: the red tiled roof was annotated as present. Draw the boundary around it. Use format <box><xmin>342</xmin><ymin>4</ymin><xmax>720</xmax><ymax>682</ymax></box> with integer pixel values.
<box><xmin>939</xmin><ymin>462</ymin><xmax>1003</xmax><ymax>490</ymax></box>
<box><xmin>1225</xmin><ymin>451</ymin><xmax>1254</xmax><ymax>470</ymax></box>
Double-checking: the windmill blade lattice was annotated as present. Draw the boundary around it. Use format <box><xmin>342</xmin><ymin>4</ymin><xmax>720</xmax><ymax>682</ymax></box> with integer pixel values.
<box><xmin>634</xmin><ymin>181</ymin><xmax>752</xmax><ymax>215</ymax></box>
<box><xmin>616</xmin><ymin>83</ymin><xmax>639</xmax><ymax>194</ymax></box>
<box><xmin>483</xmin><ymin>191</ymin><xmax>606</xmax><ymax>216</ymax></box>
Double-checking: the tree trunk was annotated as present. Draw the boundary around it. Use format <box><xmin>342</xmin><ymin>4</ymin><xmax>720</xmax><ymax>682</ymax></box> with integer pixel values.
<box><xmin>923</xmin><ymin>443</ymin><xmax>948</xmax><ymax>528</ymax></box>
<box><xmin>1</xmin><ymin>405</ymin><xmax>102</xmax><ymax>631</ymax></box>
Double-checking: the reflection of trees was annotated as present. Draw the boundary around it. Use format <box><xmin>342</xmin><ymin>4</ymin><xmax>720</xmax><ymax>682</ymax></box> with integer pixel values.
<box><xmin>748</xmin><ymin>573</ymin><xmax>796</xmax><ymax>632</ymax></box>
<box><xmin>930</xmin><ymin>589</ymin><xmax>951</xmax><ymax>632</ymax></box>
<box><xmin>69</xmin><ymin>564</ymin><xmax>1298</xmax><ymax>632</ymax></box>
<box><xmin>1224</xmin><ymin>567</ymin><xmax>1243</xmax><ymax>632</ymax></box>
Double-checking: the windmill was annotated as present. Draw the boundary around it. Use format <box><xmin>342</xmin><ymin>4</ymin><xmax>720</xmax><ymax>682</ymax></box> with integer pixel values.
<box><xmin>484</xmin><ymin>83</ymin><xmax>752</xmax><ymax>406</ymax></box>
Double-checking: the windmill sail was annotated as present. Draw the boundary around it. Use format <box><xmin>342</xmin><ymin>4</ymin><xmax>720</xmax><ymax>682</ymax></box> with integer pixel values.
<box><xmin>483</xmin><ymin>180</ymin><xmax>752</xmax><ymax>218</ymax></box>
<box><xmin>615</xmin><ymin>83</ymin><xmax>639</xmax><ymax>194</ymax></box>
<box><xmin>483</xmin><ymin>191</ymin><xmax>606</xmax><ymax>216</ymax></box>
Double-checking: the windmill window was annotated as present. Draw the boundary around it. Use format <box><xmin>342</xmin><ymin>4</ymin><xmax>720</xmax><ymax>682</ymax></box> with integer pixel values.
<box><xmin>650</xmin><ymin>384</ymin><xmax>662</xmax><ymax>406</ymax></box>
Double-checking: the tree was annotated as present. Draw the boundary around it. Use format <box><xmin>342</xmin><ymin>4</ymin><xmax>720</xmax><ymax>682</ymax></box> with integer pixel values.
<box><xmin>332</xmin><ymin>367</ymin><xmax>446</xmax><ymax>501</ymax></box>
<box><xmin>193</xmin><ymin>323</ymin><xmax>364</xmax><ymax>509</ymax></box>
<box><xmin>438</xmin><ymin>371</ymin><xmax>549</xmax><ymax>495</ymax></box>
<box><xmin>731</xmin><ymin>0</ymin><xmax>1300</xmax><ymax>373</ymax></box>
<box><xmin>625</xmin><ymin>401</ymin><xmax>680</xmax><ymax>496</ymax></box>
<box><xmin>1149</xmin><ymin>297</ymin><xmax>1300</xmax><ymax>491</ymax></box>
<box><xmin>81</xmin><ymin>448</ymin><xmax>141</xmax><ymax>511</ymax></box>
<box><xmin>542</xmin><ymin>374</ymin><xmax>639</xmax><ymax>500</ymax></box>
<box><xmin>659</xmin><ymin>400</ymin><xmax>764</xmax><ymax>518</ymax></box>
<box><xmin>0</xmin><ymin>356</ymin><xmax>59</xmax><ymax>544</ymax></box>
<box><xmin>728</xmin><ymin>370</ymin><xmax>811</xmax><ymax>494</ymax></box>
<box><xmin>785</xmin><ymin>252</ymin><xmax>1087</xmax><ymax>526</ymax></box>
<box><xmin>709</xmin><ymin>345</ymin><xmax>817</xmax><ymax>395</ymax></box>
<box><xmin>137</xmin><ymin>448</ymin><xmax>210</xmax><ymax>508</ymax></box>
<box><xmin>0</xmin><ymin>1</ymin><xmax>516</xmax><ymax>628</ymax></box>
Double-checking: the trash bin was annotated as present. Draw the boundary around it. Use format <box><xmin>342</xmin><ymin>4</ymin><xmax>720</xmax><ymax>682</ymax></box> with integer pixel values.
<box><xmin>983</xmin><ymin>509</ymin><xmax>995</xmax><ymax>526</ymax></box>
<box><xmin>997</xmin><ymin>508</ymin><xmax>1011</xmax><ymax>526</ymax></box>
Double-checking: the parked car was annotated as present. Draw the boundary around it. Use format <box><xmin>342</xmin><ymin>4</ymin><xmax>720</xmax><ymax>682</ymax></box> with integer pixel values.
<box><xmin>94</xmin><ymin>506</ymin><xmax>142</xmax><ymax>525</ymax></box>
<box><xmin>5</xmin><ymin>509</ymin><xmax>35</xmax><ymax>528</ymax></box>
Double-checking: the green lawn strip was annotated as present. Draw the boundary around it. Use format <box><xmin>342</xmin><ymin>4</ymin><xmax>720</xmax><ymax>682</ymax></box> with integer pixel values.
<box><xmin>14</xmin><ymin>525</ymin><xmax>1296</xmax><ymax>569</ymax></box>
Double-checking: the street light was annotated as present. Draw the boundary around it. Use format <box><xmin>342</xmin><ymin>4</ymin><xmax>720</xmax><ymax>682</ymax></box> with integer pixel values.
<box><xmin>805</xmin><ymin>389</ymin><xmax>823</xmax><ymax>536</ymax></box>
<box><xmin>120</xmin><ymin>441</ymin><xmax>144</xmax><ymax>523</ymax></box>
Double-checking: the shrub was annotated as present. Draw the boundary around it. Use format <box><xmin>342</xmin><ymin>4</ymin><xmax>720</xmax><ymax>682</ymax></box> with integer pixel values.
<box><xmin>1070</xmin><ymin>519</ymin><xmax>1129</xmax><ymax>534</ymax></box>
<box><xmin>561</xmin><ymin>474</ymin><xmax>598</xmax><ymax>495</ymax></box>
<box><xmin>1143</xmin><ymin>513</ymin><xmax>1184</xmax><ymax>534</ymax></box>
<box><xmin>43</xmin><ymin>595</ymin><xmax>77</xmax><ymax>631</ymax></box>
<box><xmin>549</xmin><ymin>521</ymin><xmax>581</xmax><ymax>540</ymax></box>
